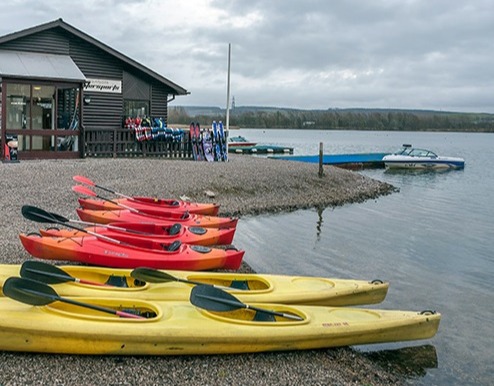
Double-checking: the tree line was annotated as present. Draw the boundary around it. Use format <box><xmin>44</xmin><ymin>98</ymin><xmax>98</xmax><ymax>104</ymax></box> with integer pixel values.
<box><xmin>168</xmin><ymin>107</ymin><xmax>494</xmax><ymax>132</ymax></box>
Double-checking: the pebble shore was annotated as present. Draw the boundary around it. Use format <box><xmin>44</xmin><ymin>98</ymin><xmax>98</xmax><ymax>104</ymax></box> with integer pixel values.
<box><xmin>0</xmin><ymin>155</ymin><xmax>413</xmax><ymax>385</ymax></box>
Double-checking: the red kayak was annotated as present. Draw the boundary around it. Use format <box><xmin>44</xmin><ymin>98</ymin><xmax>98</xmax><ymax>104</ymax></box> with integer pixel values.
<box><xmin>77</xmin><ymin>197</ymin><xmax>220</xmax><ymax>216</ymax></box>
<box><xmin>19</xmin><ymin>233</ymin><xmax>244</xmax><ymax>271</ymax></box>
<box><xmin>76</xmin><ymin>208</ymin><xmax>238</xmax><ymax>229</ymax></box>
<box><xmin>39</xmin><ymin>222</ymin><xmax>236</xmax><ymax>246</ymax></box>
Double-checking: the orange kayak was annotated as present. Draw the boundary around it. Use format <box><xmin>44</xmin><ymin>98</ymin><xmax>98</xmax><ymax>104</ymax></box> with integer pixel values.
<box><xmin>76</xmin><ymin>208</ymin><xmax>238</xmax><ymax>228</ymax></box>
<box><xmin>19</xmin><ymin>233</ymin><xmax>244</xmax><ymax>270</ymax></box>
<box><xmin>77</xmin><ymin>197</ymin><xmax>220</xmax><ymax>216</ymax></box>
<box><xmin>39</xmin><ymin>222</ymin><xmax>236</xmax><ymax>246</ymax></box>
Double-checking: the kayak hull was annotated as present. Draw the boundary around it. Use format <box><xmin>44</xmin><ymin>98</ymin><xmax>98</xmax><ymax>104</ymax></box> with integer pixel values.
<box><xmin>0</xmin><ymin>264</ymin><xmax>389</xmax><ymax>306</ymax></box>
<box><xmin>78</xmin><ymin>197</ymin><xmax>220</xmax><ymax>216</ymax></box>
<box><xmin>39</xmin><ymin>223</ymin><xmax>236</xmax><ymax>246</ymax></box>
<box><xmin>76</xmin><ymin>208</ymin><xmax>238</xmax><ymax>228</ymax></box>
<box><xmin>19</xmin><ymin>234</ymin><xmax>244</xmax><ymax>270</ymax></box>
<box><xmin>0</xmin><ymin>297</ymin><xmax>440</xmax><ymax>355</ymax></box>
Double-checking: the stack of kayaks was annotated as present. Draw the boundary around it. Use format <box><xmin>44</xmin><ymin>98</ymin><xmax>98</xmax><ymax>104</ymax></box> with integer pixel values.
<box><xmin>0</xmin><ymin>261</ymin><xmax>441</xmax><ymax>355</ymax></box>
<box><xmin>6</xmin><ymin>175</ymin><xmax>441</xmax><ymax>355</ymax></box>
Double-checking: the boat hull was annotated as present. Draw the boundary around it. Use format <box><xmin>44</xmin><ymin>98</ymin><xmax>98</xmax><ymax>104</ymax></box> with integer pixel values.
<box><xmin>78</xmin><ymin>197</ymin><xmax>220</xmax><ymax>216</ymax></box>
<box><xmin>0</xmin><ymin>264</ymin><xmax>389</xmax><ymax>306</ymax></box>
<box><xmin>39</xmin><ymin>223</ymin><xmax>236</xmax><ymax>246</ymax></box>
<box><xmin>383</xmin><ymin>158</ymin><xmax>465</xmax><ymax>170</ymax></box>
<box><xmin>0</xmin><ymin>297</ymin><xmax>440</xmax><ymax>355</ymax></box>
<box><xmin>76</xmin><ymin>208</ymin><xmax>238</xmax><ymax>228</ymax></box>
<box><xmin>19</xmin><ymin>234</ymin><xmax>244</xmax><ymax>270</ymax></box>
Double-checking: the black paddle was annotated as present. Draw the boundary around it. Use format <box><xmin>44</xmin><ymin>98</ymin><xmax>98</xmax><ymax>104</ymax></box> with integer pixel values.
<box><xmin>22</xmin><ymin>205</ymin><xmax>130</xmax><ymax>245</ymax></box>
<box><xmin>131</xmin><ymin>267</ymin><xmax>245</xmax><ymax>291</ymax></box>
<box><xmin>2</xmin><ymin>277</ymin><xmax>144</xmax><ymax>319</ymax></box>
<box><xmin>190</xmin><ymin>284</ymin><xmax>303</xmax><ymax>321</ymax></box>
<box><xmin>73</xmin><ymin>175</ymin><xmax>133</xmax><ymax>199</ymax></box>
<box><xmin>20</xmin><ymin>260</ymin><xmax>111</xmax><ymax>287</ymax></box>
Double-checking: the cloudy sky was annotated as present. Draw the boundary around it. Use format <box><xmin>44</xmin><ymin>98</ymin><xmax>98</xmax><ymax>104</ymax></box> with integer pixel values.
<box><xmin>1</xmin><ymin>0</ymin><xmax>493</xmax><ymax>113</ymax></box>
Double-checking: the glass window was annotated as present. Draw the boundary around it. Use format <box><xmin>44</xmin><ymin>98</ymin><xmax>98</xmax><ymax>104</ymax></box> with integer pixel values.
<box><xmin>5</xmin><ymin>83</ymin><xmax>79</xmax><ymax>152</ymax></box>
<box><xmin>124</xmin><ymin>100</ymin><xmax>149</xmax><ymax>119</ymax></box>
<box><xmin>6</xmin><ymin>83</ymin><xmax>30</xmax><ymax>130</ymax></box>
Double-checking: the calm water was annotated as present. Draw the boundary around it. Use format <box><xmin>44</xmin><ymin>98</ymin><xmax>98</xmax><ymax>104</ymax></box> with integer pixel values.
<box><xmin>232</xmin><ymin>129</ymin><xmax>493</xmax><ymax>385</ymax></box>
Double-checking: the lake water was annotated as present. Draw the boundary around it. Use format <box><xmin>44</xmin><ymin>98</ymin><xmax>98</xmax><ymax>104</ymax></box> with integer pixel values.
<box><xmin>232</xmin><ymin>129</ymin><xmax>493</xmax><ymax>385</ymax></box>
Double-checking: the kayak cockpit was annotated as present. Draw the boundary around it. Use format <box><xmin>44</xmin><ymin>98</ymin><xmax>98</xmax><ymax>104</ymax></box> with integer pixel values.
<box><xmin>44</xmin><ymin>298</ymin><xmax>162</xmax><ymax>321</ymax></box>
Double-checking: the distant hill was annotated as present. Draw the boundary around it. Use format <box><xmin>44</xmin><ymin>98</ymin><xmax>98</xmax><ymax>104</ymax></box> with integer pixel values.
<box><xmin>171</xmin><ymin>105</ymin><xmax>494</xmax><ymax>116</ymax></box>
<box><xmin>169</xmin><ymin>105</ymin><xmax>494</xmax><ymax>132</ymax></box>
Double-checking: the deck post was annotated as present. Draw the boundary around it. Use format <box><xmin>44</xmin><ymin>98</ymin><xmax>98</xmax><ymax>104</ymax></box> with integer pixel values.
<box><xmin>318</xmin><ymin>142</ymin><xmax>324</xmax><ymax>177</ymax></box>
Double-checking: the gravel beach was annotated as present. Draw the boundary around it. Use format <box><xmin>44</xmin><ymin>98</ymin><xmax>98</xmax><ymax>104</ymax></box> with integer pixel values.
<box><xmin>0</xmin><ymin>155</ymin><xmax>413</xmax><ymax>385</ymax></box>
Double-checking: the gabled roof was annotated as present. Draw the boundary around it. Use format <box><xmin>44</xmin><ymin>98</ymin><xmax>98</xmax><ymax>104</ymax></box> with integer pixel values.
<box><xmin>0</xmin><ymin>18</ymin><xmax>188</xmax><ymax>95</ymax></box>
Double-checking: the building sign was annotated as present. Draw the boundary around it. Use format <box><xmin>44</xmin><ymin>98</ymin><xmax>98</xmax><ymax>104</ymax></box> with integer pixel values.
<box><xmin>84</xmin><ymin>78</ymin><xmax>122</xmax><ymax>93</ymax></box>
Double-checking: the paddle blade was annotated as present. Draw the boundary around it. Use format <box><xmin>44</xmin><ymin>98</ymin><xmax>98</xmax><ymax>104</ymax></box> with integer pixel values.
<box><xmin>190</xmin><ymin>284</ymin><xmax>244</xmax><ymax>312</ymax></box>
<box><xmin>20</xmin><ymin>261</ymin><xmax>75</xmax><ymax>285</ymax></box>
<box><xmin>131</xmin><ymin>267</ymin><xmax>176</xmax><ymax>284</ymax></box>
<box><xmin>3</xmin><ymin>277</ymin><xmax>58</xmax><ymax>306</ymax></box>
<box><xmin>72</xmin><ymin>185</ymin><xmax>97</xmax><ymax>197</ymax></box>
<box><xmin>22</xmin><ymin>205</ymin><xmax>58</xmax><ymax>224</ymax></box>
<box><xmin>73</xmin><ymin>175</ymin><xmax>95</xmax><ymax>187</ymax></box>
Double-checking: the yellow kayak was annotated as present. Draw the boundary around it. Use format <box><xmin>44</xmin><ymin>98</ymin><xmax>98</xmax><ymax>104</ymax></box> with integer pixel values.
<box><xmin>0</xmin><ymin>262</ymin><xmax>389</xmax><ymax>306</ymax></box>
<box><xmin>0</xmin><ymin>278</ymin><xmax>440</xmax><ymax>356</ymax></box>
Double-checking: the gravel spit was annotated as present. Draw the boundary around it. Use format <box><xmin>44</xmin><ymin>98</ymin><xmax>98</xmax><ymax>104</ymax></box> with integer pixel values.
<box><xmin>0</xmin><ymin>155</ymin><xmax>410</xmax><ymax>386</ymax></box>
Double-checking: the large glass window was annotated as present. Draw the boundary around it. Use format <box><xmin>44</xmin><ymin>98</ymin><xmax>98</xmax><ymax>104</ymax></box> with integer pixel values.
<box><xmin>4</xmin><ymin>83</ymin><xmax>79</xmax><ymax>152</ymax></box>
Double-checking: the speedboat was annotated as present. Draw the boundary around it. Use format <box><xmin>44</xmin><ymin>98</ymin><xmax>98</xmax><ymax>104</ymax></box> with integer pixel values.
<box><xmin>228</xmin><ymin>135</ymin><xmax>257</xmax><ymax>147</ymax></box>
<box><xmin>383</xmin><ymin>144</ymin><xmax>465</xmax><ymax>170</ymax></box>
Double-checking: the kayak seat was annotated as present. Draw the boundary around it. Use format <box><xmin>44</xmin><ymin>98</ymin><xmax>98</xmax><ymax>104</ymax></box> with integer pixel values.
<box><xmin>253</xmin><ymin>311</ymin><xmax>276</xmax><ymax>322</ymax></box>
<box><xmin>168</xmin><ymin>223</ymin><xmax>182</xmax><ymax>236</ymax></box>
<box><xmin>105</xmin><ymin>275</ymin><xmax>129</xmax><ymax>287</ymax></box>
<box><xmin>165</xmin><ymin>240</ymin><xmax>182</xmax><ymax>252</ymax></box>
<box><xmin>229</xmin><ymin>280</ymin><xmax>250</xmax><ymax>290</ymax></box>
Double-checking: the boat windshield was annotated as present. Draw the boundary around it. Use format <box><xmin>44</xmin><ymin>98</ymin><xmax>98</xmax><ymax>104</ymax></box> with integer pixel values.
<box><xmin>408</xmin><ymin>149</ymin><xmax>437</xmax><ymax>158</ymax></box>
<box><xmin>394</xmin><ymin>146</ymin><xmax>437</xmax><ymax>158</ymax></box>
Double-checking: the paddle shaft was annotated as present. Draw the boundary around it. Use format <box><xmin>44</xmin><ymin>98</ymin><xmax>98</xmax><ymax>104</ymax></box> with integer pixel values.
<box><xmin>73</xmin><ymin>175</ymin><xmax>133</xmax><ymax>199</ymax></box>
<box><xmin>23</xmin><ymin>266</ymin><xmax>109</xmax><ymax>287</ymax></box>
<box><xmin>73</xmin><ymin>185</ymin><xmax>141</xmax><ymax>213</ymax></box>
<box><xmin>23</xmin><ymin>287</ymin><xmax>144</xmax><ymax>319</ymax></box>
<box><xmin>26</xmin><ymin>207</ymin><xmax>133</xmax><ymax>246</ymax></box>
<box><xmin>195</xmin><ymin>293</ymin><xmax>302</xmax><ymax>321</ymax></box>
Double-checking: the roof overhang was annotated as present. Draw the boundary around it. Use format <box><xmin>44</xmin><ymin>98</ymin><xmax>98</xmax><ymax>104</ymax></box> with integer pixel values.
<box><xmin>0</xmin><ymin>50</ymin><xmax>86</xmax><ymax>83</ymax></box>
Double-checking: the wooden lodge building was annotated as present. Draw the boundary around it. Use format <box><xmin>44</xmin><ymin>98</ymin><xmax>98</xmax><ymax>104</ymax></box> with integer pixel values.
<box><xmin>0</xmin><ymin>19</ymin><xmax>189</xmax><ymax>161</ymax></box>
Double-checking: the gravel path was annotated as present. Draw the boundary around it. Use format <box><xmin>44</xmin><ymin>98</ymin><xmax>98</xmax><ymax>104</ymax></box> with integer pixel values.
<box><xmin>0</xmin><ymin>155</ymin><xmax>410</xmax><ymax>386</ymax></box>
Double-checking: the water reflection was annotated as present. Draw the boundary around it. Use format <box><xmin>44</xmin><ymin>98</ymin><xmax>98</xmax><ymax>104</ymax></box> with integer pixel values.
<box><xmin>315</xmin><ymin>206</ymin><xmax>325</xmax><ymax>241</ymax></box>
<box><xmin>362</xmin><ymin>344</ymin><xmax>438</xmax><ymax>379</ymax></box>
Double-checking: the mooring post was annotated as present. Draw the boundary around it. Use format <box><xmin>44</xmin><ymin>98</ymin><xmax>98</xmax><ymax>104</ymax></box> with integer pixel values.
<box><xmin>318</xmin><ymin>142</ymin><xmax>324</xmax><ymax>178</ymax></box>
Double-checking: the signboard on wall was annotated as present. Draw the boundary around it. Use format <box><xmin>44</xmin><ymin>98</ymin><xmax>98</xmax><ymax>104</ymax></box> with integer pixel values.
<box><xmin>84</xmin><ymin>78</ymin><xmax>122</xmax><ymax>93</ymax></box>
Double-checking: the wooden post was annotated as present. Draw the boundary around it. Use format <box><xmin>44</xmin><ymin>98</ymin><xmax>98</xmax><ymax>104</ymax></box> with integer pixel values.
<box><xmin>318</xmin><ymin>142</ymin><xmax>324</xmax><ymax>178</ymax></box>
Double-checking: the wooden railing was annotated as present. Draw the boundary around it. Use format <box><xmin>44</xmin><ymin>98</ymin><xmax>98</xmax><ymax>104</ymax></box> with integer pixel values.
<box><xmin>83</xmin><ymin>127</ymin><xmax>193</xmax><ymax>159</ymax></box>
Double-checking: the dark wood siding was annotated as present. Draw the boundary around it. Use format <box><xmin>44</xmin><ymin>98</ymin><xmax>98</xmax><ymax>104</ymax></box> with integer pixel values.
<box><xmin>151</xmin><ymin>82</ymin><xmax>168</xmax><ymax>119</ymax></box>
<box><xmin>69</xmin><ymin>36</ymin><xmax>123</xmax><ymax>129</ymax></box>
<box><xmin>0</xmin><ymin>28</ymin><xmax>70</xmax><ymax>54</ymax></box>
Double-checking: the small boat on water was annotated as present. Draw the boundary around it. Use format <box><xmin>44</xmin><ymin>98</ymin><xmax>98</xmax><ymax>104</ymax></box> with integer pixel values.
<box><xmin>228</xmin><ymin>135</ymin><xmax>257</xmax><ymax>147</ymax></box>
<box><xmin>383</xmin><ymin>144</ymin><xmax>465</xmax><ymax>170</ymax></box>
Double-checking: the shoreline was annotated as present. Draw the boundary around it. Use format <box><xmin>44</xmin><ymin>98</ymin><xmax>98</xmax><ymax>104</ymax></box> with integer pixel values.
<box><xmin>0</xmin><ymin>155</ymin><xmax>411</xmax><ymax>385</ymax></box>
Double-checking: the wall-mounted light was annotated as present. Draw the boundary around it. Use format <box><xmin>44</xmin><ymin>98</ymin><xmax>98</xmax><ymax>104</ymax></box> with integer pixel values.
<box><xmin>83</xmin><ymin>96</ymin><xmax>91</xmax><ymax>105</ymax></box>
